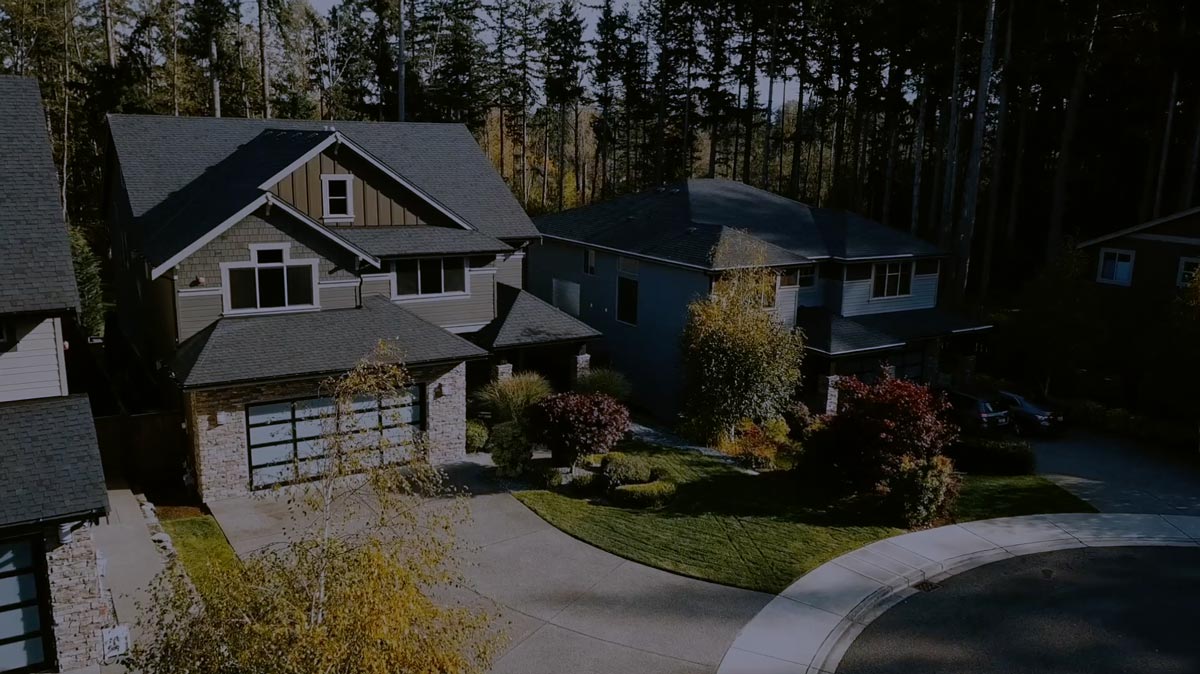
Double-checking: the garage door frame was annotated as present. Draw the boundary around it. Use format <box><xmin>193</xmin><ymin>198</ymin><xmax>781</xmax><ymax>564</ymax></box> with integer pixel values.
<box><xmin>0</xmin><ymin>533</ymin><xmax>56</xmax><ymax>674</ymax></box>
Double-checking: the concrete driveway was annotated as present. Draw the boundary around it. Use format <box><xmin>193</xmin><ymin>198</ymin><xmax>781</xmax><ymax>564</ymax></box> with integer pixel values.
<box><xmin>1033</xmin><ymin>430</ymin><xmax>1200</xmax><ymax>515</ymax></box>
<box><xmin>208</xmin><ymin>461</ymin><xmax>771</xmax><ymax>674</ymax></box>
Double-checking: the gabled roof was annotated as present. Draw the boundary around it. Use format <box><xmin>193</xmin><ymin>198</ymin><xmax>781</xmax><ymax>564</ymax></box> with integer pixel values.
<box><xmin>534</xmin><ymin>179</ymin><xmax>942</xmax><ymax>270</ymax></box>
<box><xmin>172</xmin><ymin>296</ymin><xmax>487</xmax><ymax>388</ymax></box>
<box><xmin>338</xmin><ymin>226</ymin><xmax>512</xmax><ymax>258</ymax></box>
<box><xmin>0</xmin><ymin>395</ymin><xmax>108</xmax><ymax>527</ymax></box>
<box><xmin>797</xmin><ymin>307</ymin><xmax>993</xmax><ymax>356</ymax></box>
<box><xmin>0</xmin><ymin>76</ymin><xmax>79</xmax><ymax>315</ymax></box>
<box><xmin>470</xmin><ymin>283</ymin><xmax>601</xmax><ymax>350</ymax></box>
<box><xmin>1076</xmin><ymin>205</ymin><xmax>1200</xmax><ymax>248</ymax></box>
<box><xmin>107</xmin><ymin>116</ymin><xmax>539</xmax><ymax>266</ymax></box>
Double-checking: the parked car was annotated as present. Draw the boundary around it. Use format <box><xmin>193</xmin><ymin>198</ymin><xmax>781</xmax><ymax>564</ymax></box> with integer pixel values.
<box><xmin>943</xmin><ymin>389</ymin><xmax>1011</xmax><ymax>433</ymax></box>
<box><xmin>997</xmin><ymin>391</ymin><xmax>1065</xmax><ymax>435</ymax></box>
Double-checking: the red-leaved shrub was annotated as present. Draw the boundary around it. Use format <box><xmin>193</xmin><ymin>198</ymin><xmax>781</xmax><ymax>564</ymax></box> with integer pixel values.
<box><xmin>529</xmin><ymin>393</ymin><xmax>631</xmax><ymax>466</ymax></box>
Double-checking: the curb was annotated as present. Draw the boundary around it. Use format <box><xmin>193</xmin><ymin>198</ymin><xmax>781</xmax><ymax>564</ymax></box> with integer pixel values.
<box><xmin>717</xmin><ymin>513</ymin><xmax>1200</xmax><ymax>674</ymax></box>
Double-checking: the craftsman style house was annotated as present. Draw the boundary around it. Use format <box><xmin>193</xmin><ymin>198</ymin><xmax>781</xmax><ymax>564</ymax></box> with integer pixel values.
<box><xmin>105</xmin><ymin>116</ymin><xmax>596</xmax><ymax>501</ymax></box>
<box><xmin>0</xmin><ymin>77</ymin><xmax>111</xmax><ymax>673</ymax></box>
<box><xmin>1077</xmin><ymin>206</ymin><xmax>1200</xmax><ymax>297</ymax></box>
<box><xmin>530</xmin><ymin>179</ymin><xmax>990</xmax><ymax>418</ymax></box>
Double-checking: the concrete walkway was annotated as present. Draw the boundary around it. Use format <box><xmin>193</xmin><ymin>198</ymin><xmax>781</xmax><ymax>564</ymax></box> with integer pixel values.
<box><xmin>1033</xmin><ymin>431</ymin><xmax>1200</xmax><ymax>515</ymax></box>
<box><xmin>209</xmin><ymin>462</ymin><xmax>772</xmax><ymax>674</ymax></box>
<box><xmin>90</xmin><ymin>484</ymin><xmax>163</xmax><ymax>643</ymax></box>
<box><xmin>716</xmin><ymin>513</ymin><xmax>1200</xmax><ymax>674</ymax></box>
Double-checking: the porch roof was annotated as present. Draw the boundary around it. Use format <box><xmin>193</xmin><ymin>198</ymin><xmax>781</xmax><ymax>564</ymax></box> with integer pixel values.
<box><xmin>469</xmin><ymin>283</ymin><xmax>601</xmax><ymax>350</ymax></box>
<box><xmin>797</xmin><ymin>307</ymin><xmax>993</xmax><ymax>356</ymax></box>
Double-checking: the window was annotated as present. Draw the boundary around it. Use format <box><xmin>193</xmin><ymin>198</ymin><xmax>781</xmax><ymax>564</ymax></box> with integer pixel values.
<box><xmin>844</xmin><ymin>264</ymin><xmax>873</xmax><ymax>281</ymax></box>
<box><xmin>780</xmin><ymin>266</ymin><xmax>815</xmax><ymax>288</ymax></box>
<box><xmin>871</xmin><ymin>262</ymin><xmax>913</xmax><ymax>298</ymax></box>
<box><xmin>1178</xmin><ymin>257</ymin><xmax>1200</xmax><ymax>288</ymax></box>
<box><xmin>321</xmin><ymin>174</ymin><xmax>354</xmax><ymax>221</ymax></box>
<box><xmin>246</xmin><ymin>388</ymin><xmax>424</xmax><ymax>489</ymax></box>
<box><xmin>392</xmin><ymin>258</ymin><xmax>468</xmax><ymax>297</ymax></box>
<box><xmin>584</xmin><ymin>249</ymin><xmax>597</xmax><ymax>275</ymax></box>
<box><xmin>223</xmin><ymin>245</ymin><xmax>318</xmax><ymax>314</ymax></box>
<box><xmin>915</xmin><ymin>259</ymin><xmax>940</xmax><ymax>276</ymax></box>
<box><xmin>1097</xmin><ymin>248</ymin><xmax>1135</xmax><ymax>286</ymax></box>
<box><xmin>616</xmin><ymin>277</ymin><xmax>638</xmax><ymax>324</ymax></box>
<box><xmin>552</xmin><ymin>279</ymin><xmax>581</xmax><ymax>316</ymax></box>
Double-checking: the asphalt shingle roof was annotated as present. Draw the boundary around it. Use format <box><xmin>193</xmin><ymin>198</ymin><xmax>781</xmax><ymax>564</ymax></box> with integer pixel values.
<box><xmin>535</xmin><ymin>178</ymin><xmax>942</xmax><ymax>270</ymax></box>
<box><xmin>0</xmin><ymin>77</ymin><xmax>79</xmax><ymax>315</ymax></box>
<box><xmin>172</xmin><ymin>296</ymin><xmax>488</xmax><ymax>388</ymax></box>
<box><xmin>797</xmin><ymin>307</ymin><xmax>993</xmax><ymax>356</ymax></box>
<box><xmin>470</xmin><ymin>283</ymin><xmax>601</xmax><ymax>350</ymax></box>
<box><xmin>107</xmin><ymin>115</ymin><xmax>539</xmax><ymax>268</ymax></box>
<box><xmin>0</xmin><ymin>395</ymin><xmax>107</xmax><ymax>526</ymax></box>
<box><xmin>337</xmin><ymin>226</ymin><xmax>512</xmax><ymax>258</ymax></box>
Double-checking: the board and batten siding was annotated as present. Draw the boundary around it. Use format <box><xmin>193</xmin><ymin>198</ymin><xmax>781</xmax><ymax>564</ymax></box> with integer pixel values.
<box><xmin>269</xmin><ymin>150</ymin><xmax>427</xmax><ymax>227</ymax></box>
<box><xmin>0</xmin><ymin>317</ymin><xmax>68</xmax><ymax>402</ymax></box>
<box><xmin>840</xmin><ymin>271</ymin><xmax>939</xmax><ymax>317</ymax></box>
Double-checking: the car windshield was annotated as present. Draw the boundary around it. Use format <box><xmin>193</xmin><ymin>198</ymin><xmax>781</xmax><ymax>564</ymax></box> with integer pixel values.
<box><xmin>980</xmin><ymin>399</ymin><xmax>1001</xmax><ymax>414</ymax></box>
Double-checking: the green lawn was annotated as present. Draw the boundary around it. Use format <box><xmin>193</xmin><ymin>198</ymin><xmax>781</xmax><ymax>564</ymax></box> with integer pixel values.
<box><xmin>515</xmin><ymin>444</ymin><xmax>1094</xmax><ymax>594</ymax></box>
<box><xmin>161</xmin><ymin>515</ymin><xmax>240</xmax><ymax>584</ymax></box>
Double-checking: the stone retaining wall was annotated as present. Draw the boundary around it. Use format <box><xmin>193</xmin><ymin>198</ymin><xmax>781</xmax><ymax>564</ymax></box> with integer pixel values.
<box><xmin>45</xmin><ymin>522</ymin><xmax>112</xmax><ymax>671</ymax></box>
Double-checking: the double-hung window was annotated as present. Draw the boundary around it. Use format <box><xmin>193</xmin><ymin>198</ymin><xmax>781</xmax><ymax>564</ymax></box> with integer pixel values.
<box><xmin>616</xmin><ymin>257</ymin><xmax>638</xmax><ymax>325</ymax></box>
<box><xmin>780</xmin><ymin>266</ymin><xmax>815</xmax><ymax>288</ymax></box>
<box><xmin>321</xmin><ymin>175</ymin><xmax>354</xmax><ymax>222</ymax></box>
<box><xmin>392</xmin><ymin>258</ymin><xmax>467</xmax><ymax>297</ymax></box>
<box><xmin>871</xmin><ymin>262</ymin><xmax>913</xmax><ymax>299</ymax></box>
<box><xmin>1177</xmin><ymin>257</ymin><xmax>1199</xmax><ymax>288</ymax></box>
<box><xmin>224</xmin><ymin>245</ymin><xmax>318</xmax><ymax>313</ymax></box>
<box><xmin>1097</xmin><ymin>248</ymin><xmax>1135</xmax><ymax>286</ymax></box>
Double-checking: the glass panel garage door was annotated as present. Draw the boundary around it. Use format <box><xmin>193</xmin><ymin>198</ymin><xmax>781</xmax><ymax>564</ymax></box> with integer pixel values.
<box><xmin>0</xmin><ymin>539</ymin><xmax>50</xmax><ymax>674</ymax></box>
<box><xmin>247</xmin><ymin>386</ymin><xmax>424</xmax><ymax>489</ymax></box>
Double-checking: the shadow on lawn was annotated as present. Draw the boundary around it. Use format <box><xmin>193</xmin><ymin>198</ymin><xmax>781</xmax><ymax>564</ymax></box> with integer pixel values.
<box><xmin>661</xmin><ymin>468</ymin><xmax>876</xmax><ymax>526</ymax></box>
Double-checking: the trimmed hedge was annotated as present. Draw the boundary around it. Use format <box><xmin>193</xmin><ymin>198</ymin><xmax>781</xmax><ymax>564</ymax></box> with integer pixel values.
<box><xmin>465</xmin><ymin>419</ymin><xmax>489</xmax><ymax>453</ymax></box>
<box><xmin>487</xmin><ymin>421</ymin><xmax>530</xmax><ymax>477</ymax></box>
<box><xmin>878</xmin><ymin>455</ymin><xmax>960</xmax><ymax>528</ymax></box>
<box><xmin>601</xmin><ymin>452</ymin><xmax>654</xmax><ymax>488</ymax></box>
<box><xmin>946</xmin><ymin>436</ymin><xmax>1036</xmax><ymax>475</ymax></box>
<box><xmin>611</xmin><ymin>480</ymin><xmax>677</xmax><ymax>508</ymax></box>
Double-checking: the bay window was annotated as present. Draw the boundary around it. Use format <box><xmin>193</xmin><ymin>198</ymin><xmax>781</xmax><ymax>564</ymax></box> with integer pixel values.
<box><xmin>392</xmin><ymin>257</ymin><xmax>467</xmax><ymax>297</ymax></box>
<box><xmin>223</xmin><ymin>245</ymin><xmax>318</xmax><ymax>313</ymax></box>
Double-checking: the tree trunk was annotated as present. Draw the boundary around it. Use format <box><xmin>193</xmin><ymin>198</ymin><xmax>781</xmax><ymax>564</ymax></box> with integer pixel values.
<box><xmin>910</xmin><ymin>71</ymin><xmax>929</xmax><ymax>234</ymax></box>
<box><xmin>787</xmin><ymin>10</ymin><xmax>807</xmax><ymax>198</ymax></box>
<box><xmin>498</xmin><ymin>107</ymin><xmax>506</xmax><ymax>179</ymax></box>
<box><xmin>211</xmin><ymin>37</ymin><xmax>222</xmax><ymax>117</ymax></box>
<box><xmin>172</xmin><ymin>0</ymin><xmax>180</xmax><ymax>116</ymax></box>
<box><xmin>951</xmin><ymin>0</ymin><xmax>997</xmax><ymax>303</ymax></box>
<box><xmin>980</xmin><ymin>1</ymin><xmax>1015</xmax><ymax>300</ymax></box>
<box><xmin>557</xmin><ymin>104</ymin><xmax>567</xmax><ymax>210</ymax></box>
<box><xmin>574</xmin><ymin>100</ymin><xmax>582</xmax><ymax>201</ymax></box>
<box><xmin>939</xmin><ymin>1</ymin><xmax>965</xmax><ymax>250</ymax></box>
<box><xmin>1153</xmin><ymin>66</ymin><xmax>1181</xmax><ymax>218</ymax></box>
<box><xmin>1005</xmin><ymin>92</ymin><xmax>1030</xmax><ymax>250</ymax></box>
<box><xmin>258</xmin><ymin>0</ymin><xmax>270</xmax><ymax>118</ymax></box>
<box><xmin>880</xmin><ymin>61</ymin><xmax>901</xmax><ymax>225</ymax></box>
<box><xmin>741</xmin><ymin>27</ymin><xmax>758</xmax><ymax>184</ymax></box>
<box><xmin>1046</xmin><ymin>0</ymin><xmax>1100</xmax><ymax>261</ymax></box>
<box><xmin>102</xmin><ymin>0</ymin><xmax>115</xmax><ymax>68</ymax></box>
<box><xmin>762</xmin><ymin>62</ymin><xmax>776</xmax><ymax>187</ymax></box>
<box><xmin>732</xmin><ymin>80</ymin><xmax>743</xmax><ymax>181</ymax></box>
<box><xmin>1182</xmin><ymin>95</ymin><xmax>1200</xmax><ymax>209</ymax></box>
<box><xmin>778</xmin><ymin>74</ymin><xmax>787</xmax><ymax>189</ymax></box>
<box><xmin>542</xmin><ymin>120</ymin><xmax>549</xmax><ymax>209</ymax></box>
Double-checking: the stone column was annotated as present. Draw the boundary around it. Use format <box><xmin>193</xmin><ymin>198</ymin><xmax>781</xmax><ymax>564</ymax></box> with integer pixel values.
<box><xmin>817</xmin><ymin>375</ymin><xmax>841</xmax><ymax>415</ymax></box>
<box><xmin>46</xmin><ymin>523</ymin><xmax>112</xmax><ymax>671</ymax></box>
<box><xmin>879</xmin><ymin>363</ymin><xmax>897</xmax><ymax>380</ymax></box>
<box><xmin>492</xmin><ymin>360</ymin><xmax>513</xmax><ymax>381</ymax></box>
<box><xmin>572</xmin><ymin>345</ymin><xmax>591</xmax><ymax>386</ymax></box>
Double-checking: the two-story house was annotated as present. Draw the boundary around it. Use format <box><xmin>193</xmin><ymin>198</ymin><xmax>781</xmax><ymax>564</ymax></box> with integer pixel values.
<box><xmin>0</xmin><ymin>76</ymin><xmax>111</xmax><ymax>673</ymax></box>
<box><xmin>1077</xmin><ymin>206</ymin><xmax>1200</xmax><ymax>297</ymax></box>
<box><xmin>529</xmin><ymin>179</ymin><xmax>991</xmax><ymax>419</ymax></box>
<box><xmin>104</xmin><ymin>115</ymin><xmax>597</xmax><ymax>502</ymax></box>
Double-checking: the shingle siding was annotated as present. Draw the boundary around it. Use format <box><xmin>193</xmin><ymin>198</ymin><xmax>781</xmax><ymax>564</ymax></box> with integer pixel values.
<box><xmin>175</xmin><ymin>210</ymin><xmax>355</xmax><ymax>283</ymax></box>
<box><xmin>0</xmin><ymin>317</ymin><xmax>68</xmax><ymax>403</ymax></box>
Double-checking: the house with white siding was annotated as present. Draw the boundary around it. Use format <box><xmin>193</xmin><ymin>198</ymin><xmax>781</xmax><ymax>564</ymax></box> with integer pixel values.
<box><xmin>104</xmin><ymin>115</ymin><xmax>597</xmax><ymax>502</ymax></box>
<box><xmin>529</xmin><ymin>179</ymin><xmax>991</xmax><ymax>419</ymax></box>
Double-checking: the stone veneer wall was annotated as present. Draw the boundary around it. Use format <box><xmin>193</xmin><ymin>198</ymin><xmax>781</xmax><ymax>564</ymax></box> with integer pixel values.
<box><xmin>45</xmin><ymin>523</ymin><xmax>111</xmax><ymax>671</ymax></box>
<box><xmin>185</xmin><ymin>364</ymin><xmax>468</xmax><ymax>501</ymax></box>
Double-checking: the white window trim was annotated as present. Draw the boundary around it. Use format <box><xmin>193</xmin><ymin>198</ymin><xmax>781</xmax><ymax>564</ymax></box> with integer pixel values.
<box><xmin>320</xmin><ymin>174</ymin><xmax>355</xmax><ymax>223</ymax></box>
<box><xmin>390</xmin><ymin>257</ymin><xmax>471</xmax><ymax>300</ymax></box>
<box><xmin>869</xmin><ymin>261</ymin><xmax>914</xmax><ymax>300</ymax></box>
<box><xmin>1177</xmin><ymin>256</ymin><xmax>1200</xmax><ymax>288</ymax></box>
<box><xmin>220</xmin><ymin>243</ymin><xmax>321</xmax><ymax>316</ymax></box>
<box><xmin>584</xmin><ymin>249</ymin><xmax>597</xmax><ymax>276</ymax></box>
<box><xmin>1096</xmin><ymin>247</ymin><xmax>1136</xmax><ymax>287</ymax></box>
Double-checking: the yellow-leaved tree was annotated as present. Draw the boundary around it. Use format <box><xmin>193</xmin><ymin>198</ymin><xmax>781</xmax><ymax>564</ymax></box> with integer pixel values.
<box><xmin>128</xmin><ymin>342</ymin><xmax>502</xmax><ymax>674</ymax></box>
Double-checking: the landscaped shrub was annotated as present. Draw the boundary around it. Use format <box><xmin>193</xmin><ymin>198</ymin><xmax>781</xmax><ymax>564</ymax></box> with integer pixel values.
<box><xmin>573</xmin><ymin>368</ymin><xmax>633</xmax><ymax>402</ymax></box>
<box><xmin>487</xmin><ymin>421</ymin><xmax>531</xmax><ymax>477</ymax></box>
<box><xmin>567</xmin><ymin>471</ymin><xmax>599</xmax><ymax>495</ymax></box>
<box><xmin>876</xmin><ymin>455</ymin><xmax>960</xmax><ymax>528</ymax></box>
<box><xmin>476</xmin><ymin>373</ymin><xmax>554</xmax><ymax>425</ymax></box>
<box><xmin>717</xmin><ymin>420</ymin><xmax>781</xmax><ymax>470</ymax></box>
<box><xmin>528</xmin><ymin>393</ymin><xmax>630</xmax><ymax>466</ymax></box>
<box><xmin>601</xmin><ymin>452</ymin><xmax>654</xmax><ymax>488</ymax></box>
<box><xmin>781</xmin><ymin>401</ymin><xmax>816</xmax><ymax>440</ymax></box>
<box><xmin>465</xmin><ymin>419</ymin><xmax>490</xmax><ymax>453</ymax></box>
<box><xmin>611</xmin><ymin>480</ymin><xmax>677</xmax><ymax>508</ymax></box>
<box><xmin>946</xmin><ymin>436</ymin><xmax>1035</xmax><ymax>475</ymax></box>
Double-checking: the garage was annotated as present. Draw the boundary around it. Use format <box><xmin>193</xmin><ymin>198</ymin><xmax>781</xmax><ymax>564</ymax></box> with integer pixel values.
<box><xmin>246</xmin><ymin>386</ymin><xmax>424</xmax><ymax>489</ymax></box>
<box><xmin>0</xmin><ymin>537</ymin><xmax>52</xmax><ymax>674</ymax></box>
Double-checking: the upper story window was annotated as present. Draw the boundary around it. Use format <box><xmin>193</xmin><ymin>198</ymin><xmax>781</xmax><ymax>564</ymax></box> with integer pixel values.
<box><xmin>871</xmin><ymin>261</ymin><xmax>913</xmax><ymax>299</ymax></box>
<box><xmin>780</xmin><ymin>266</ymin><xmax>815</xmax><ymax>288</ymax></box>
<box><xmin>223</xmin><ymin>244</ymin><xmax>318</xmax><ymax>314</ymax></box>
<box><xmin>392</xmin><ymin>257</ymin><xmax>467</xmax><ymax>297</ymax></box>
<box><xmin>1097</xmin><ymin>248</ymin><xmax>1135</xmax><ymax>286</ymax></box>
<box><xmin>584</xmin><ymin>249</ymin><xmax>597</xmax><ymax>275</ymax></box>
<box><xmin>1177</xmin><ymin>257</ymin><xmax>1199</xmax><ymax>288</ymax></box>
<box><xmin>321</xmin><ymin>174</ymin><xmax>355</xmax><ymax>222</ymax></box>
<box><xmin>616</xmin><ymin>256</ymin><xmax>638</xmax><ymax>325</ymax></box>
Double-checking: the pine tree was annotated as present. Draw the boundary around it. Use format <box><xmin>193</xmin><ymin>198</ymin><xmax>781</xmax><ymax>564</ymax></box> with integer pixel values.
<box><xmin>541</xmin><ymin>0</ymin><xmax>584</xmax><ymax>210</ymax></box>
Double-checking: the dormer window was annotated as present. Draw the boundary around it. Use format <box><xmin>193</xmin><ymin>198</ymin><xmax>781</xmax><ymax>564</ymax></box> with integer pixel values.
<box><xmin>222</xmin><ymin>244</ymin><xmax>319</xmax><ymax>314</ymax></box>
<box><xmin>321</xmin><ymin>175</ymin><xmax>354</xmax><ymax>222</ymax></box>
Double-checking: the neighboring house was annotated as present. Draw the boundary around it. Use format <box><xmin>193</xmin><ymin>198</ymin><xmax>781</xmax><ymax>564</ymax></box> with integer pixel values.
<box><xmin>1077</xmin><ymin>206</ymin><xmax>1200</xmax><ymax>297</ymax></box>
<box><xmin>104</xmin><ymin>115</ymin><xmax>596</xmax><ymax>502</ymax></box>
<box><xmin>0</xmin><ymin>77</ymin><xmax>111</xmax><ymax>673</ymax></box>
<box><xmin>529</xmin><ymin>179</ymin><xmax>990</xmax><ymax>418</ymax></box>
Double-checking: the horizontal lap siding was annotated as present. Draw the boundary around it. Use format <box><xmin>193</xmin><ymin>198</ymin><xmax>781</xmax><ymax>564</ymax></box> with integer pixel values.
<box><xmin>395</xmin><ymin>275</ymin><xmax>495</xmax><ymax>328</ymax></box>
<box><xmin>0</xmin><ymin>317</ymin><xmax>67</xmax><ymax>402</ymax></box>
<box><xmin>496</xmin><ymin>252</ymin><xmax>524</xmax><ymax>288</ymax></box>
<box><xmin>177</xmin><ymin>293</ymin><xmax>223</xmax><ymax>341</ymax></box>
<box><xmin>320</xmin><ymin>284</ymin><xmax>358</xmax><ymax>309</ymax></box>
<box><xmin>841</xmin><ymin>274</ymin><xmax>939</xmax><ymax>316</ymax></box>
